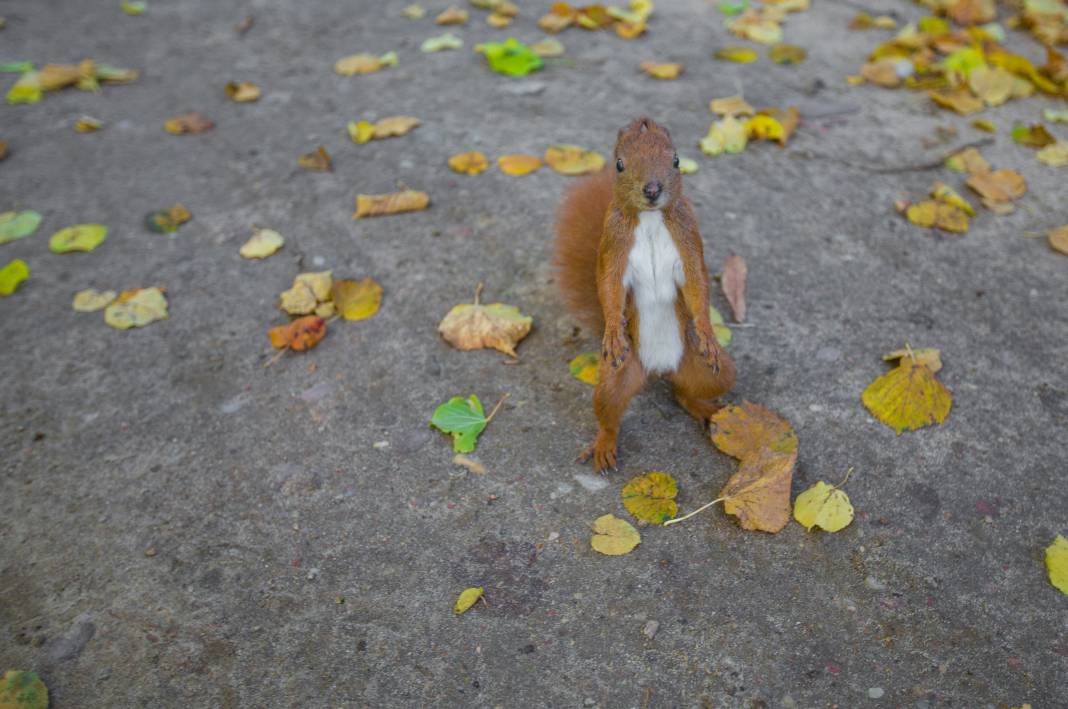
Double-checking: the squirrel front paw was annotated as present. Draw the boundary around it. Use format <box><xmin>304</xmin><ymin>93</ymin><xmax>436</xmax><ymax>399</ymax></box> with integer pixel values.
<box><xmin>601</xmin><ymin>326</ymin><xmax>630</xmax><ymax>370</ymax></box>
<box><xmin>693</xmin><ymin>326</ymin><xmax>722</xmax><ymax>374</ymax></box>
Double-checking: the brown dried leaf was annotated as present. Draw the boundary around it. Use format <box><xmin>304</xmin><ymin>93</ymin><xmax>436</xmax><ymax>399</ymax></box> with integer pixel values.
<box><xmin>436</xmin><ymin>6</ymin><xmax>468</xmax><ymax>24</ymax></box>
<box><xmin>721</xmin><ymin>253</ymin><xmax>747</xmax><ymax>323</ymax></box>
<box><xmin>719</xmin><ymin>447</ymin><xmax>796</xmax><ymax>533</ymax></box>
<box><xmin>438</xmin><ymin>295</ymin><xmax>533</xmax><ymax>357</ymax></box>
<box><xmin>966</xmin><ymin>169</ymin><xmax>1026</xmax><ymax>203</ymax></box>
<box><xmin>929</xmin><ymin>88</ymin><xmax>984</xmax><ymax>115</ymax></box>
<box><xmin>711</xmin><ymin>401</ymin><xmax>798</xmax><ymax>461</ymax></box>
<box><xmin>268</xmin><ymin>315</ymin><xmax>326</xmax><ymax>352</ymax></box>
<box><xmin>164</xmin><ymin>111</ymin><xmax>214</xmax><ymax>135</ymax></box>
<box><xmin>709</xmin><ymin>95</ymin><xmax>755</xmax><ymax>117</ymax></box>
<box><xmin>353</xmin><ymin>190</ymin><xmax>430</xmax><ymax>219</ymax></box>
<box><xmin>1049</xmin><ymin>225</ymin><xmax>1068</xmax><ymax>256</ymax></box>
<box><xmin>298</xmin><ymin>146</ymin><xmax>332</xmax><ymax>172</ymax></box>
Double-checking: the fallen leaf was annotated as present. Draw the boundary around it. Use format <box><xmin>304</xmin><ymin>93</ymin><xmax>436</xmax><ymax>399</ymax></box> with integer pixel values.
<box><xmin>334</xmin><ymin>51</ymin><xmax>398</xmax><ymax>76</ymax></box>
<box><xmin>1049</xmin><ymin>225</ymin><xmax>1068</xmax><ymax>256</ymax></box>
<box><xmin>402</xmin><ymin>4</ymin><xmax>426</xmax><ymax>19</ymax></box>
<box><xmin>453</xmin><ymin>454</ymin><xmax>486</xmax><ymax>475</ymax></box>
<box><xmin>298</xmin><ymin>145</ymin><xmax>332</xmax><ymax>171</ymax></box>
<box><xmin>6</xmin><ymin>71</ymin><xmax>43</xmax><ymax>105</ymax></box>
<box><xmin>727</xmin><ymin>9</ymin><xmax>783</xmax><ymax>45</ymax></box>
<box><xmin>74</xmin><ymin>115</ymin><xmax>103</xmax><ymax>132</ymax></box>
<box><xmin>438</xmin><ymin>290</ymin><xmax>532</xmax><ymax>357</ymax></box>
<box><xmin>0</xmin><ymin>210</ymin><xmax>42</xmax><ymax>244</ymax></box>
<box><xmin>268</xmin><ymin>315</ymin><xmax>326</xmax><ymax>351</ymax></box>
<box><xmin>421</xmin><ymin>32</ymin><xmax>463</xmax><ymax>52</ymax></box>
<box><xmin>145</xmin><ymin>203</ymin><xmax>191</xmax><ymax>233</ymax></box>
<box><xmin>544</xmin><ymin>144</ymin><xmax>605</xmax><ymax>175</ymax></box>
<box><xmin>971</xmin><ymin>119</ymin><xmax>997</xmax><ymax>133</ymax></box>
<box><xmin>929</xmin><ymin>88</ymin><xmax>983</xmax><ymax>115</ymax></box>
<box><xmin>531</xmin><ymin>38</ymin><xmax>566</xmax><ymax>57</ymax></box>
<box><xmin>883</xmin><ymin>347</ymin><xmax>942</xmax><ymax>372</ymax></box>
<box><xmin>677</xmin><ymin>156</ymin><xmax>698</xmax><ymax>174</ymax></box>
<box><xmin>49</xmin><ymin>224</ymin><xmax>107</xmax><ymax>253</ymax></box>
<box><xmin>0</xmin><ymin>670</ymin><xmax>48</xmax><ymax>709</ymax></box>
<box><xmin>497</xmin><ymin>154</ymin><xmax>542</xmax><ymax>175</ymax></box>
<box><xmin>436</xmin><ymin>5</ymin><xmax>468</xmax><ymax>24</ymax></box>
<box><xmin>331</xmin><ymin>277</ymin><xmax>382</xmax><ymax>320</ymax></box>
<box><xmin>966</xmin><ymin>169</ymin><xmax>1026</xmax><ymax>203</ymax></box>
<box><xmin>968</xmin><ymin>66</ymin><xmax>1014</xmax><ymax>106</ymax></box>
<box><xmin>538</xmin><ymin>6</ymin><xmax>574</xmax><ymax>33</ymax></box>
<box><xmin>430</xmin><ymin>394</ymin><xmax>489</xmax><ymax>453</ymax></box>
<box><xmin>1045</xmin><ymin>109</ymin><xmax>1068</xmax><ymax>125</ymax></box>
<box><xmin>622</xmin><ymin>471</ymin><xmax>678</xmax><ymax>525</ymax></box>
<box><xmin>1047</xmin><ymin>535</ymin><xmax>1068</xmax><ymax>595</ymax></box>
<box><xmin>347</xmin><ymin>120</ymin><xmax>376</xmax><ymax>144</ymax></box>
<box><xmin>121</xmin><ymin>0</ymin><xmax>147</xmax><ymax>15</ymax></box>
<box><xmin>448</xmin><ymin>151</ymin><xmax>490</xmax><ymax>175</ymax></box>
<box><xmin>712</xmin><ymin>401</ymin><xmax>798</xmax><ymax>460</ymax></box>
<box><xmin>104</xmin><ymin>287</ymin><xmax>168</xmax><ymax>329</ymax></box>
<box><xmin>0</xmin><ymin>258</ymin><xmax>29</xmax><ymax>296</ymax></box>
<box><xmin>354</xmin><ymin>190</ymin><xmax>430</xmax><ymax>218</ymax></box>
<box><xmin>454</xmin><ymin>587</ymin><xmax>484</xmax><ymax>614</ymax></box>
<box><xmin>714</xmin><ymin>46</ymin><xmax>759</xmax><ymax>63</ymax></box>
<box><xmin>280</xmin><ymin>271</ymin><xmax>333</xmax><ymax>315</ymax></box>
<box><xmin>1011</xmin><ymin>123</ymin><xmax>1056</xmax><ymax>148</ymax></box>
<box><xmin>708</xmin><ymin>305</ymin><xmax>732</xmax><ymax>347</ymax></box>
<box><xmin>72</xmin><ymin>288</ymin><xmax>117</xmax><ymax>311</ymax></box>
<box><xmin>239</xmin><ymin>227</ymin><xmax>284</xmax><ymax>259</ymax></box>
<box><xmin>590</xmin><ymin>513</ymin><xmax>641</xmax><ymax>555</ymax></box>
<box><xmin>487</xmin><ymin>11</ymin><xmax>513</xmax><ymax>27</ymax></box>
<box><xmin>906</xmin><ymin>201</ymin><xmax>969</xmax><ymax>233</ymax></box>
<box><xmin>946</xmin><ymin>0</ymin><xmax>995</xmax><ymax>25</ymax></box>
<box><xmin>758</xmin><ymin>106</ymin><xmax>799</xmax><ymax>144</ymax></box>
<box><xmin>719</xmin><ymin>0</ymin><xmax>749</xmax><ymax>16</ymax></box>
<box><xmin>931</xmin><ymin>181</ymin><xmax>975</xmax><ymax>216</ymax></box>
<box><xmin>793</xmin><ymin>480</ymin><xmax>854</xmax><ymax>532</ymax></box>
<box><xmin>862</xmin><ymin>352</ymin><xmax>951</xmax><ymax>434</ymax></box>
<box><xmin>699</xmin><ymin>116</ymin><xmax>747</xmax><ymax>156</ymax></box>
<box><xmin>1037</xmin><ymin>142</ymin><xmax>1068</xmax><ymax>167</ymax></box>
<box><xmin>721</xmin><ymin>253</ymin><xmax>747</xmax><ymax>322</ymax></box>
<box><xmin>709</xmin><ymin>95</ymin><xmax>755</xmax><ymax>117</ymax></box>
<box><xmin>569</xmin><ymin>352</ymin><xmax>600</xmax><ymax>385</ymax></box>
<box><xmin>769</xmin><ymin>44</ymin><xmax>806</xmax><ymax>64</ymax></box>
<box><xmin>720</xmin><ymin>447</ymin><xmax>795</xmax><ymax>533</ymax></box>
<box><xmin>475</xmin><ymin>39</ymin><xmax>543</xmax><ymax>77</ymax></box>
<box><xmin>224</xmin><ymin>80</ymin><xmax>261</xmax><ymax>102</ymax></box>
<box><xmin>746</xmin><ymin>114</ymin><xmax>784</xmax><ymax>144</ymax></box>
<box><xmin>945</xmin><ymin>146</ymin><xmax>990</xmax><ymax>175</ymax></box>
<box><xmin>640</xmin><ymin>61</ymin><xmax>683</xmax><ymax>79</ymax></box>
<box><xmin>164</xmin><ymin>111</ymin><xmax>213</xmax><ymax>134</ymax></box>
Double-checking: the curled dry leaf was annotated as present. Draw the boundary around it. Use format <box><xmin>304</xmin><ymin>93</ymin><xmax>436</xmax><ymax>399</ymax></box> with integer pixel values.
<box><xmin>531</xmin><ymin>38</ymin><xmax>565</xmax><ymax>57</ymax></box>
<box><xmin>164</xmin><ymin>111</ymin><xmax>214</xmax><ymax>134</ymax></box>
<box><xmin>454</xmin><ymin>587</ymin><xmax>484</xmax><ymax>614</ymax></box>
<box><xmin>715</xmin><ymin>46</ymin><xmax>759</xmax><ymax>63</ymax></box>
<box><xmin>497</xmin><ymin>154</ymin><xmax>542</xmax><ymax>176</ymax></box>
<box><xmin>74</xmin><ymin>115</ymin><xmax>103</xmax><ymax>132</ymax></box>
<box><xmin>621</xmin><ymin>471</ymin><xmax>678</xmax><ymax>525</ymax></box>
<box><xmin>349</xmin><ymin>116</ymin><xmax>421</xmax><ymax>144</ymax></box>
<box><xmin>298</xmin><ymin>145</ymin><xmax>332</xmax><ymax>171</ymax></box>
<box><xmin>700</xmin><ymin>116</ymin><xmax>747</xmax><ymax>156</ymax></box>
<box><xmin>639</xmin><ymin>61</ymin><xmax>683</xmax><ymax>80</ymax></box>
<box><xmin>453</xmin><ymin>454</ymin><xmax>486</xmax><ymax>475</ymax></box>
<box><xmin>438</xmin><ymin>289</ymin><xmax>533</xmax><ymax>357</ymax></box>
<box><xmin>862</xmin><ymin>351</ymin><xmax>951</xmax><ymax>434</ymax></box>
<box><xmin>268</xmin><ymin>315</ymin><xmax>327</xmax><ymax>351</ymax></box>
<box><xmin>145</xmin><ymin>203</ymin><xmax>192</xmax><ymax>233</ymax></box>
<box><xmin>435</xmin><ymin>6</ymin><xmax>468</xmax><ymax>24</ymax></box>
<box><xmin>353</xmin><ymin>190</ymin><xmax>430</xmax><ymax>218</ymax></box>
<box><xmin>544</xmin><ymin>145</ymin><xmax>605</xmax><ymax>175</ymax></box>
<box><xmin>335</xmin><ymin>51</ymin><xmax>397</xmax><ymax>75</ymax></box>
<box><xmin>928</xmin><ymin>88</ymin><xmax>983</xmax><ymax>115</ymax></box>
<box><xmin>331</xmin><ymin>277</ymin><xmax>382</xmax><ymax>320</ymax></box>
<box><xmin>239</xmin><ymin>228</ymin><xmax>284</xmax><ymax>259</ymax></box>
<box><xmin>946</xmin><ymin>146</ymin><xmax>990</xmax><ymax>175</ymax></box>
<box><xmin>447</xmin><ymin>151</ymin><xmax>490</xmax><ymax>175</ymax></box>
<box><xmin>72</xmin><ymin>288</ymin><xmax>117</xmax><ymax>312</ymax></box>
<box><xmin>590</xmin><ymin>514</ymin><xmax>641</xmax><ymax>556</ymax></box>
<box><xmin>104</xmin><ymin>287</ymin><xmax>168</xmax><ymax>329</ymax></box>
<box><xmin>1011</xmin><ymin>123</ymin><xmax>1056</xmax><ymax>148</ymax></box>
<box><xmin>721</xmin><ymin>253</ymin><xmax>747</xmax><ymax>323</ymax></box>
<box><xmin>225</xmin><ymin>80</ymin><xmax>261</xmax><ymax>102</ymax></box>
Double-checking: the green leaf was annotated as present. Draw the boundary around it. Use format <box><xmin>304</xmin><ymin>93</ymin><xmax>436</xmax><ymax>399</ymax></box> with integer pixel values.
<box><xmin>0</xmin><ymin>62</ymin><xmax>34</xmax><ymax>74</ymax></box>
<box><xmin>622</xmin><ymin>471</ymin><xmax>678</xmax><ymax>525</ymax></box>
<box><xmin>0</xmin><ymin>210</ymin><xmax>43</xmax><ymax>244</ymax></box>
<box><xmin>0</xmin><ymin>670</ymin><xmax>49</xmax><ymax>709</ymax></box>
<box><xmin>718</xmin><ymin>0</ymin><xmax>748</xmax><ymax>16</ymax></box>
<box><xmin>49</xmin><ymin>223</ymin><xmax>108</xmax><ymax>253</ymax></box>
<box><xmin>121</xmin><ymin>0</ymin><xmax>147</xmax><ymax>15</ymax></box>
<box><xmin>569</xmin><ymin>352</ymin><xmax>599</xmax><ymax>386</ymax></box>
<box><xmin>0</xmin><ymin>258</ymin><xmax>29</xmax><ymax>296</ymax></box>
<box><xmin>430</xmin><ymin>395</ymin><xmax>488</xmax><ymax>453</ymax></box>
<box><xmin>476</xmin><ymin>38</ymin><xmax>544</xmax><ymax>77</ymax></box>
<box><xmin>709</xmin><ymin>305</ymin><xmax>732</xmax><ymax>347</ymax></box>
<box><xmin>6</xmin><ymin>70</ymin><xmax>42</xmax><ymax>105</ymax></box>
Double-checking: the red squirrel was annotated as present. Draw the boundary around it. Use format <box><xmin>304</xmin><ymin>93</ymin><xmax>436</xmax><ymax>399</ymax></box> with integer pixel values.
<box><xmin>554</xmin><ymin>116</ymin><xmax>736</xmax><ymax>473</ymax></box>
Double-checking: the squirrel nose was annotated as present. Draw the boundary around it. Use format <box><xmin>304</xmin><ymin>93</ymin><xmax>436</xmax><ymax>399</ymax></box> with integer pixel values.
<box><xmin>643</xmin><ymin>181</ymin><xmax>663</xmax><ymax>202</ymax></box>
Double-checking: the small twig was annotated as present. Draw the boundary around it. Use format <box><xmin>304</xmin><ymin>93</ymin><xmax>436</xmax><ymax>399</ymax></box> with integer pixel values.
<box><xmin>263</xmin><ymin>348</ymin><xmax>287</xmax><ymax>368</ymax></box>
<box><xmin>484</xmin><ymin>392</ymin><xmax>510</xmax><ymax>424</ymax></box>
<box><xmin>833</xmin><ymin>466</ymin><xmax>855</xmax><ymax>489</ymax></box>
<box><xmin>474</xmin><ymin>281</ymin><xmax>484</xmax><ymax>306</ymax></box>
<box><xmin>904</xmin><ymin>342</ymin><xmax>916</xmax><ymax>365</ymax></box>
<box><xmin>664</xmin><ymin>496</ymin><xmax>728</xmax><ymax>526</ymax></box>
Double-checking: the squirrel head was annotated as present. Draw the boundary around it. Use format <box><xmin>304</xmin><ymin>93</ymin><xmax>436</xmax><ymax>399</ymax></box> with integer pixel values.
<box><xmin>612</xmin><ymin>116</ymin><xmax>681</xmax><ymax>213</ymax></box>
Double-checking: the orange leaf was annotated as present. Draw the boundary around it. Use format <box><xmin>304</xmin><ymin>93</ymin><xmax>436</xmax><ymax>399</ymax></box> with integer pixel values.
<box><xmin>268</xmin><ymin>315</ymin><xmax>327</xmax><ymax>352</ymax></box>
<box><xmin>298</xmin><ymin>146</ymin><xmax>332</xmax><ymax>171</ymax></box>
<box><xmin>353</xmin><ymin>190</ymin><xmax>430</xmax><ymax>219</ymax></box>
<box><xmin>497</xmin><ymin>154</ymin><xmax>543</xmax><ymax>176</ymax></box>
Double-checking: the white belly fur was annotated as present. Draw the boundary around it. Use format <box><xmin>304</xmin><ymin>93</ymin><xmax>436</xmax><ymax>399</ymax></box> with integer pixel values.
<box><xmin>622</xmin><ymin>211</ymin><xmax>686</xmax><ymax>373</ymax></box>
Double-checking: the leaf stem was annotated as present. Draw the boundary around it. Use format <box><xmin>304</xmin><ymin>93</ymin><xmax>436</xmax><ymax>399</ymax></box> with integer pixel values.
<box><xmin>474</xmin><ymin>281</ymin><xmax>484</xmax><ymax>306</ymax></box>
<box><xmin>833</xmin><ymin>466</ymin><xmax>855</xmax><ymax>490</ymax></box>
<box><xmin>263</xmin><ymin>348</ymin><xmax>287</xmax><ymax>368</ymax></box>
<box><xmin>663</xmin><ymin>496</ymin><xmax>727</xmax><ymax>527</ymax></box>
<box><xmin>484</xmin><ymin>392</ymin><xmax>509</xmax><ymax>424</ymax></box>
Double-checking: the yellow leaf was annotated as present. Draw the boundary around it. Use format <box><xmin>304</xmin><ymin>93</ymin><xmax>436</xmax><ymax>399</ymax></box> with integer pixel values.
<box><xmin>531</xmin><ymin>38</ymin><xmax>566</xmax><ymax>57</ymax></box>
<box><xmin>1049</xmin><ymin>225</ymin><xmax>1068</xmax><ymax>256</ymax></box>
<box><xmin>862</xmin><ymin>356</ymin><xmax>951</xmax><ymax>434</ymax></box>
<box><xmin>353</xmin><ymin>190</ymin><xmax>430</xmax><ymax>218</ymax></box>
<box><xmin>347</xmin><ymin>120</ymin><xmax>376</xmax><ymax>144</ymax></box>
<box><xmin>614</xmin><ymin>20</ymin><xmax>646</xmax><ymax>39</ymax></box>
<box><xmin>746</xmin><ymin>115</ymin><xmax>784</xmax><ymax>144</ymax></box>
<box><xmin>726</xmin><ymin>10</ymin><xmax>783</xmax><ymax>44</ymax></box>
<box><xmin>590</xmin><ymin>514</ymin><xmax>641</xmax><ymax>555</ymax></box>
<box><xmin>709</xmin><ymin>95</ymin><xmax>755</xmax><ymax>117</ymax></box>
<box><xmin>966</xmin><ymin>169</ymin><xmax>1026</xmax><ymax>204</ymax></box>
<box><xmin>793</xmin><ymin>481</ymin><xmax>854</xmax><ymax>532</ymax></box>
<box><xmin>699</xmin><ymin>116</ymin><xmax>747</xmax><ymax>156</ymax></box>
<box><xmin>883</xmin><ymin>347</ymin><xmax>942</xmax><ymax>372</ymax></box>
<box><xmin>224</xmin><ymin>80</ymin><xmax>261</xmax><ymax>102</ymax></box>
<box><xmin>929</xmin><ymin>88</ymin><xmax>984</xmax><ymax>115</ymax></box>
<box><xmin>487</xmin><ymin>12</ymin><xmax>513</xmax><ymax>28</ymax></box>
<box><xmin>930</xmin><ymin>181</ymin><xmax>975</xmax><ymax>216</ymax></box>
<box><xmin>945</xmin><ymin>146</ymin><xmax>990</xmax><ymax>175</ymax></box>
<box><xmin>421</xmin><ymin>32</ymin><xmax>463</xmax><ymax>52</ymax></box>
<box><xmin>402</xmin><ymin>4</ymin><xmax>426</xmax><ymax>19</ymax></box>
<box><xmin>712</xmin><ymin>401</ymin><xmax>798</xmax><ymax>460</ymax></box>
<box><xmin>454</xmin><ymin>586</ymin><xmax>484</xmax><ymax>614</ymax></box>
<box><xmin>769</xmin><ymin>44</ymin><xmax>806</xmax><ymax>64</ymax></box>
<box><xmin>639</xmin><ymin>61</ymin><xmax>683</xmax><ymax>80</ymax></box>
<box><xmin>906</xmin><ymin>201</ymin><xmax>969</xmax><ymax>233</ymax></box>
<box><xmin>334</xmin><ymin>51</ymin><xmax>397</xmax><ymax>76</ymax></box>
<box><xmin>714</xmin><ymin>46</ymin><xmax>759</xmax><ymax>63</ymax></box>
<box><xmin>295</xmin><ymin>271</ymin><xmax>333</xmax><ymax>302</ymax></box>
<box><xmin>104</xmin><ymin>287</ymin><xmax>168</xmax><ymax>329</ymax></box>
<box><xmin>971</xmin><ymin>119</ymin><xmax>996</xmax><ymax>133</ymax></box>
<box><xmin>1037</xmin><ymin>142</ymin><xmax>1068</xmax><ymax>167</ymax></box>
<box><xmin>298</xmin><ymin>145</ymin><xmax>332</xmax><ymax>171</ymax></box>
<box><xmin>968</xmin><ymin>66</ymin><xmax>1013</xmax><ymax>106</ymax></box>
<box><xmin>49</xmin><ymin>224</ymin><xmax>108</xmax><ymax>253</ymax></box>
<box><xmin>239</xmin><ymin>228</ymin><xmax>284</xmax><ymax>259</ymax></box>
<box><xmin>332</xmin><ymin>278</ymin><xmax>383</xmax><ymax>321</ymax></box>
<box><xmin>447</xmin><ymin>151</ymin><xmax>490</xmax><ymax>175</ymax></box>
<box><xmin>544</xmin><ymin>144</ymin><xmax>605</xmax><ymax>175</ymax></box>
<box><xmin>677</xmin><ymin>156</ymin><xmax>698</xmax><ymax>174</ymax></box>
<box><xmin>497</xmin><ymin>154</ymin><xmax>542</xmax><ymax>176</ymax></box>
<box><xmin>438</xmin><ymin>295</ymin><xmax>533</xmax><ymax>357</ymax></box>
<box><xmin>569</xmin><ymin>352</ymin><xmax>600</xmax><ymax>385</ymax></box>
<box><xmin>436</xmin><ymin>6</ymin><xmax>468</xmax><ymax>24</ymax></box>
<box><xmin>1046</xmin><ymin>535</ymin><xmax>1068</xmax><ymax>595</ymax></box>
<box><xmin>72</xmin><ymin>288</ymin><xmax>117</xmax><ymax>311</ymax></box>
<box><xmin>621</xmin><ymin>471</ymin><xmax>678</xmax><ymax>525</ymax></box>
<box><xmin>164</xmin><ymin>111</ymin><xmax>213</xmax><ymax>134</ymax></box>
<box><xmin>279</xmin><ymin>272</ymin><xmax>332</xmax><ymax>315</ymax></box>
<box><xmin>74</xmin><ymin>115</ymin><xmax>103</xmax><ymax>132</ymax></box>
<box><xmin>0</xmin><ymin>259</ymin><xmax>29</xmax><ymax>296</ymax></box>
<box><xmin>374</xmin><ymin>115</ymin><xmax>421</xmax><ymax>138</ymax></box>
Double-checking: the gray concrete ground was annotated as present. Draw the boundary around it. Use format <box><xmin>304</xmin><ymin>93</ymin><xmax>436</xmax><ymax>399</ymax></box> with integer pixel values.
<box><xmin>2</xmin><ymin>0</ymin><xmax>1067</xmax><ymax>707</ymax></box>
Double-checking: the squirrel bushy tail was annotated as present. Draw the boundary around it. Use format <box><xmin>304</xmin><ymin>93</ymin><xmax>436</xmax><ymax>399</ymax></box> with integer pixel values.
<box><xmin>553</xmin><ymin>169</ymin><xmax>613</xmax><ymax>330</ymax></box>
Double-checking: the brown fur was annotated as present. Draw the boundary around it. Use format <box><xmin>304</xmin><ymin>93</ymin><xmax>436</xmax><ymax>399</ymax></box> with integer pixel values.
<box><xmin>553</xmin><ymin>116</ymin><xmax>736</xmax><ymax>472</ymax></box>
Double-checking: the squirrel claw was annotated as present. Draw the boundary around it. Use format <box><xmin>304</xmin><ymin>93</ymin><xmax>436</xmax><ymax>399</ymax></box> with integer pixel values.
<box><xmin>578</xmin><ymin>438</ymin><xmax>618</xmax><ymax>474</ymax></box>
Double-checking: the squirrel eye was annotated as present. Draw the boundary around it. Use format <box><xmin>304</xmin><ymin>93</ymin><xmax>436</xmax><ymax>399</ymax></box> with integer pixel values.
<box><xmin>672</xmin><ymin>154</ymin><xmax>679</xmax><ymax>169</ymax></box>
<box><xmin>616</xmin><ymin>159</ymin><xmax>624</xmax><ymax>173</ymax></box>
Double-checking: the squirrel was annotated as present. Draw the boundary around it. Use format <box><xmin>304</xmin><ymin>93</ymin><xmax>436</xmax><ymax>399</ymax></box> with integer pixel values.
<box><xmin>553</xmin><ymin>116</ymin><xmax>736</xmax><ymax>473</ymax></box>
